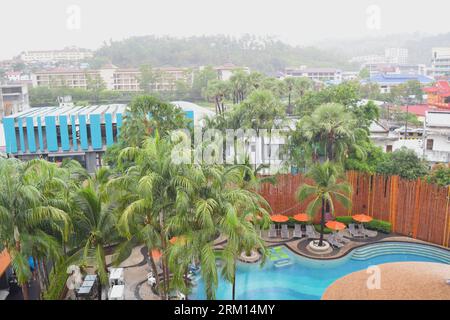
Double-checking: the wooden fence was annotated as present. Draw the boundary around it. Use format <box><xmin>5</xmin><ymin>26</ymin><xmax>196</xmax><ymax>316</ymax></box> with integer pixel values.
<box><xmin>258</xmin><ymin>171</ymin><xmax>450</xmax><ymax>248</ymax></box>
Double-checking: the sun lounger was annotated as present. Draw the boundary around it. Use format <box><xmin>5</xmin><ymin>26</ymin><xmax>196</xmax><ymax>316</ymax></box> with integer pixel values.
<box><xmin>336</xmin><ymin>231</ymin><xmax>351</xmax><ymax>243</ymax></box>
<box><xmin>348</xmin><ymin>223</ymin><xmax>365</xmax><ymax>238</ymax></box>
<box><xmin>328</xmin><ymin>234</ymin><xmax>344</xmax><ymax>248</ymax></box>
<box><xmin>293</xmin><ymin>224</ymin><xmax>303</xmax><ymax>238</ymax></box>
<box><xmin>305</xmin><ymin>225</ymin><xmax>319</xmax><ymax>238</ymax></box>
<box><xmin>281</xmin><ymin>224</ymin><xmax>290</xmax><ymax>239</ymax></box>
<box><xmin>268</xmin><ymin>224</ymin><xmax>277</xmax><ymax>238</ymax></box>
<box><xmin>359</xmin><ymin>224</ymin><xmax>378</xmax><ymax>237</ymax></box>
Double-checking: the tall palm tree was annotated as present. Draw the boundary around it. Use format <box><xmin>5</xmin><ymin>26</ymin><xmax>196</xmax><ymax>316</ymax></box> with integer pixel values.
<box><xmin>70</xmin><ymin>179</ymin><xmax>117</xmax><ymax>288</ymax></box>
<box><xmin>0</xmin><ymin>159</ymin><xmax>69</xmax><ymax>300</ymax></box>
<box><xmin>296</xmin><ymin>162</ymin><xmax>352</xmax><ymax>246</ymax></box>
<box><xmin>298</xmin><ymin>103</ymin><xmax>366</xmax><ymax>163</ymax></box>
<box><xmin>192</xmin><ymin>165</ymin><xmax>269</xmax><ymax>299</ymax></box>
<box><xmin>116</xmin><ymin>132</ymin><xmax>204</xmax><ymax>299</ymax></box>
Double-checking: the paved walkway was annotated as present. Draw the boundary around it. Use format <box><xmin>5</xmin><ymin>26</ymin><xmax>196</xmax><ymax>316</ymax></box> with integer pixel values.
<box><xmin>105</xmin><ymin>245</ymin><xmax>159</xmax><ymax>300</ymax></box>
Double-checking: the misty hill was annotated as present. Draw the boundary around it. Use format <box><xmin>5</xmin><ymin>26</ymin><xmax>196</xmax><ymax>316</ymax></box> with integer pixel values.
<box><xmin>315</xmin><ymin>32</ymin><xmax>450</xmax><ymax>64</ymax></box>
<box><xmin>93</xmin><ymin>35</ymin><xmax>355</xmax><ymax>75</ymax></box>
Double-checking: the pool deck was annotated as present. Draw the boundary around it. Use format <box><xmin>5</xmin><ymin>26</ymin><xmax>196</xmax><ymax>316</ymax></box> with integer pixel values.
<box><xmin>322</xmin><ymin>261</ymin><xmax>450</xmax><ymax>300</ymax></box>
<box><xmin>103</xmin><ymin>230</ymin><xmax>449</xmax><ymax>300</ymax></box>
<box><xmin>260</xmin><ymin>229</ymin><xmax>449</xmax><ymax>260</ymax></box>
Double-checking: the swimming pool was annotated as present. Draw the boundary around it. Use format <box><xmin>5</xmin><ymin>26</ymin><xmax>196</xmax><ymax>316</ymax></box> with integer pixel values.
<box><xmin>189</xmin><ymin>241</ymin><xmax>450</xmax><ymax>300</ymax></box>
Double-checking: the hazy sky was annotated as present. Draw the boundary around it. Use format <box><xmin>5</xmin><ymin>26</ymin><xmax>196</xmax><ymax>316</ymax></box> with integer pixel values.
<box><xmin>1</xmin><ymin>0</ymin><xmax>450</xmax><ymax>60</ymax></box>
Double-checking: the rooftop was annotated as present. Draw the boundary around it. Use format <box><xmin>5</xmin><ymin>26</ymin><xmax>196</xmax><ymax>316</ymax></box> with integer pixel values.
<box><xmin>366</xmin><ymin>73</ymin><xmax>434</xmax><ymax>85</ymax></box>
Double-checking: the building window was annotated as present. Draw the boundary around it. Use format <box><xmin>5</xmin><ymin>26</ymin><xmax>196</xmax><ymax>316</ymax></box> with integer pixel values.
<box><xmin>386</xmin><ymin>145</ymin><xmax>393</xmax><ymax>153</ymax></box>
<box><xmin>426</xmin><ymin>139</ymin><xmax>434</xmax><ymax>150</ymax></box>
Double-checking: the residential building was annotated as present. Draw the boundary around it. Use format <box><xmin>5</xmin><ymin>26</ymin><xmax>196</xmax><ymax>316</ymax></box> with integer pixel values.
<box><xmin>214</xmin><ymin>64</ymin><xmax>250</xmax><ymax>81</ymax></box>
<box><xmin>398</xmin><ymin>104</ymin><xmax>444</xmax><ymax>122</ymax></box>
<box><xmin>342</xmin><ymin>71</ymin><xmax>359</xmax><ymax>81</ymax></box>
<box><xmin>423</xmin><ymin>80</ymin><xmax>450</xmax><ymax>110</ymax></box>
<box><xmin>20</xmin><ymin>47</ymin><xmax>93</xmax><ymax>63</ymax></box>
<box><xmin>385</xmin><ymin>48</ymin><xmax>408</xmax><ymax>65</ymax></box>
<box><xmin>430</xmin><ymin>47</ymin><xmax>450</xmax><ymax>78</ymax></box>
<box><xmin>282</xmin><ymin>67</ymin><xmax>342</xmax><ymax>83</ymax></box>
<box><xmin>423</xmin><ymin>110</ymin><xmax>450</xmax><ymax>163</ymax></box>
<box><xmin>4</xmin><ymin>71</ymin><xmax>32</xmax><ymax>83</ymax></box>
<box><xmin>0</xmin><ymin>84</ymin><xmax>30</xmax><ymax>120</ymax></box>
<box><xmin>32</xmin><ymin>65</ymin><xmax>193</xmax><ymax>92</ymax></box>
<box><xmin>369</xmin><ymin>120</ymin><xmax>397</xmax><ymax>152</ymax></box>
<box><xmin>363</xmin><ymin>73</ymin><xmax>434</xmax><ymax>94</ymax></box>
<box><xmin>32</xmin><ymin>68</ymin><xmax>102</xmax><ymax>89</ymax></box>
<box><xmin>350</xmin><ymin>54</ymin><xmax>385</xmax><ymax>65</ymax></box>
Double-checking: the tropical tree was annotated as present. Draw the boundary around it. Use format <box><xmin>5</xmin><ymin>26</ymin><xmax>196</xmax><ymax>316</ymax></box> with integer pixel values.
<box><xmin>115</xmin><ymin>132</ymin><xmax>204</xmax><ymax>299</ymax></box>
<box><xmin>229</xmin><ymin>70</ymin><xmax>249</xmax><ymax>104</ymax></box>
<box><xmin>70</xmin><ymin>178</ymin><xmax>117</xmax><ymax>290</ymax></box>
<box><xmin>296</xmin><ymin>103</ymin><xmax>366</xmax><ymax>163</ymax></box>
<box><xmin>120</xmin><ymin>95</ymin><xmax>190</xmax><ymax>147</ymax></box>
<box><xmin>204</xmin><ymin>79</ymin><xmax>229</xmax><ymax>115</ymax></box>
<box><xmin>296</xmin><ymin>162</ymin><xmax>352</xmax><ymax>246</ymax></box>
<box><xmin>0</xmin><ymin>159</ymin><xmax>69</xmax><ymax>300</ymax></box>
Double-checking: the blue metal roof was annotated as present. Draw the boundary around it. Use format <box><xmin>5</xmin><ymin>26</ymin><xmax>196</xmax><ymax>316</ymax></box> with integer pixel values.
<box><xmin>364</xmin><ymin>73</ymin><xmax>434</xmax><ymax>85</ymax></box>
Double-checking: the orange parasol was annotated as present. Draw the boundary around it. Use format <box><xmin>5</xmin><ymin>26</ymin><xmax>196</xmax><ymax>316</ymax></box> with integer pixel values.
<box><xmin>151</xmin><ymin>249</ymin><xmax>162</xmax><ymax>260</ymax></box>
<box><xmin>352</xmin><ymin>214</ymin><xmax>373</xmax><ymax>223</ymax></box>
<box><xmin>293</xmin><ymin>213</ymin><xmax>309</xmax><ymax>222</ymax></box>
<box><xmin>0</xmin><ymin>250</ymin><xmax>11</xmax><ymax>278</ymax></box>
<box><xmin>325</xmin><ymin>220</ymin><xmax>346</xmax><ymax>231</ymax></box>
<box><xmin>270</xmin><ymin>214</ymin><xmax>289</xmax><ymax>223</ymax></box>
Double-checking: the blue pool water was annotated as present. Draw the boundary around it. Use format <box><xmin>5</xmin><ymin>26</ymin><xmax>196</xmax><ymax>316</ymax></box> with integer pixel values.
<box><xmin>190</xmin><ymin>242</ymin><xmax>450</xmax><ymax>300</ymax></box>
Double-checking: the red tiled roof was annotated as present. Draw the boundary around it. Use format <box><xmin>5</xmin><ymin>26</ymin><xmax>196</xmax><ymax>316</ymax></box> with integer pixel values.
<box><xmin>423</xmin><ymin>80</ymin><xmax>450</xmax><ymax>97</ymax></box>
<box><xmin>399</xmin><ymin>104</ymin><xmax>449</xmax><ymax>117</ymax></box>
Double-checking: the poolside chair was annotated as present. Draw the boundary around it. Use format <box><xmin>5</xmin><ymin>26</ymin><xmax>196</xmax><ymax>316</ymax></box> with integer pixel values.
<box><xmin>293</xmin><ymin>224</ymin><xmax>303</xmax><ymax>238</ymax></box>
<box><xmin>305</xmin><ymin>225</ymin><xmax>319</xmax><ymax>238</ymax></box>
<box><xmin>281</xmin><ymin>224</ymin><xmax>290</xmax><ymax>239</ymax></box>
<box><xmin>268</xmin><ymin>224</ymin><xmax>278</xmax><ymax>238</ymax></box>
<box><xmin>328</xmin><ymin>234</ymin><xmax>344</xmax><ymax>249</ymax></box>
<box><xmin>359</xmin><ymin>224</ymin><xmax>378</xmax><ymax>237</ymax></box>
<box><xmin>348</xmin><ymin>223</ymin><xmax>365</xmax><ymax>238</ymax></box>
<box><xmin>336</xmin><ymin>231</ymin><xmax>351</xmax><ymax>244</ymax></box>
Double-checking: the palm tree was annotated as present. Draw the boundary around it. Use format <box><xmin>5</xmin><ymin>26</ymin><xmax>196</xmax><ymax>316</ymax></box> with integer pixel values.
<box><xmin>218</xmin><ymin>165</ymin><xmax>271</xmax><ymax>300</ymax></box>
<box><xmin>115</xmin><ymin>132</ymin><xmax>204</xmax><ymax>299</ymax></box>
<box><xmin>296</xmin><ymin>162</ymin><xmax>352</xmax><ymax>246</ymax></box>
<box><xmin>0</xmin><ymin>159</ymin><xmax>69</xmax><ymax>300</ymax></box>
<box><xmin>297</xmin><ymin>103</ymin><xmax>366</xmax><ymax>163</ymax></box>
<box><xmin>70</xmin><ymin>179</ymin><xmax>117</xmax><ymax>291</ymax></box>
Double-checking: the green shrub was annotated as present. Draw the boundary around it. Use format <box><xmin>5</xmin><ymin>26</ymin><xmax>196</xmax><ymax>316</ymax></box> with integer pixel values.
<box><xmin>314</xmin><ymin>224</ymin><xmax>333</xmax><ymax>234</ymax></box>
<box><xmin>335</xmin><ymin>215</ymin><xmax>391</xmax><ymax>234</ymax></box>
<box><xmin>335</xmin><ymin>216</ymin><xmax>353</xmax><ymax>225</ymax></box>
<box><xmin>366</xmin><ymin>220</ymin><xmax>391</xmax><ymax>233</ymax></box>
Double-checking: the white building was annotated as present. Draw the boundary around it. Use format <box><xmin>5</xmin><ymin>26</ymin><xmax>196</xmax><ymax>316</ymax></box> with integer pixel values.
<box><xmin>423</xmin><ymin>111</ymin><xmax>450</xmax><ymax>163</ymax></box>
<box><xmin>32</xmin><ymin>65</ymin><xmax>193</xmax><ymax>92</ymax></box>
<box><xmin>0</xmin><ymin>84</ymin><xmax>30</xmax><ymax>121</ymax></box>
<box><xmin>430</xmin><ymin>47</ymin><xmax>450</xmax><ymax>78</ymax></box>
<box><xmin>20</xmin><ymin>48</ymin><xmax>93</xmax><ymax>63</ymax></box>
<box><xmin>214</xmin><ymin>64</ymin><xmax>250</xmax><ymax>81</ymax></box>
<box><xmin>385</xmin><ymin>48</ymin><xmax>408</xmax><ymax>65</ymax></box>
<box><xmin>282</xmin><ymin>67</ymin><xmax>342</xmax><ymax>83</ymax></box>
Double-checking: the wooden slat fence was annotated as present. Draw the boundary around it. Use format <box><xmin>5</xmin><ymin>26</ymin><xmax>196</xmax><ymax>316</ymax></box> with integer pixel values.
<box><xmin>259</xmin><ymin>171</ymin><xmax>450</xmax><ymax>248</ymax></box>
